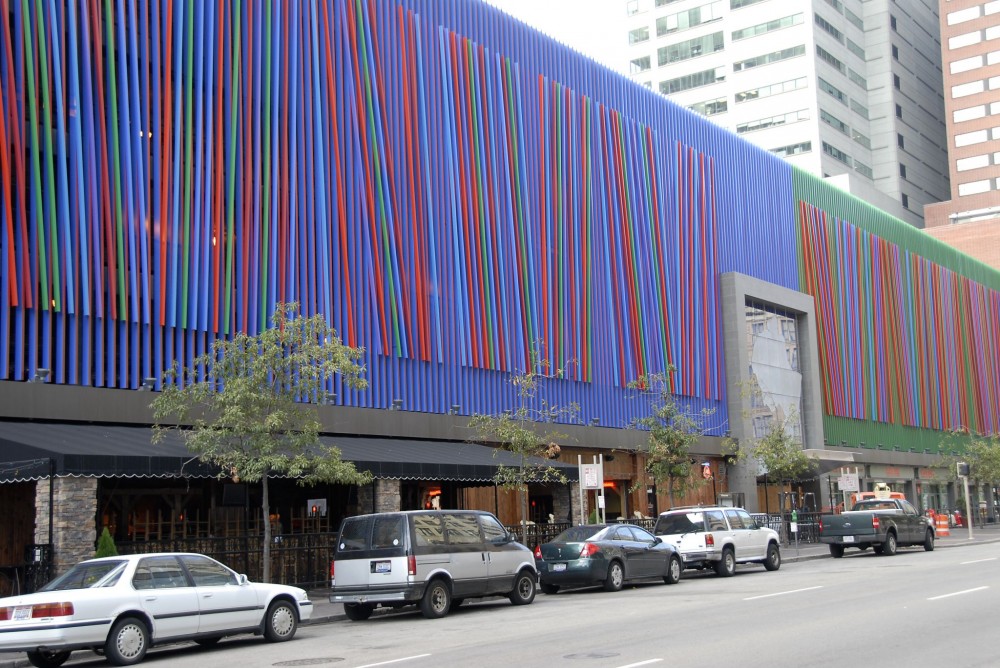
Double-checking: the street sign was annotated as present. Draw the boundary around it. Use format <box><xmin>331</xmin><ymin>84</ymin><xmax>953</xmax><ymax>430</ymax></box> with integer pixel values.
<box><xmin>837</xmin><ymin>473</ymin><xmax>859</xmax><ymax>491</ymax></box>
<box><xmin>581</xmin><ymin>463</ymin><xmax>603</xmax><ymax>490</ymax></box>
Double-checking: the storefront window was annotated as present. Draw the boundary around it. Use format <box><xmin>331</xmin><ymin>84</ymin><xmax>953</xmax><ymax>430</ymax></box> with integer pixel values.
<box><xmin>745</xmin><ymin>302</ymin><xmax>803</xmax><ymax>443</ymax></box>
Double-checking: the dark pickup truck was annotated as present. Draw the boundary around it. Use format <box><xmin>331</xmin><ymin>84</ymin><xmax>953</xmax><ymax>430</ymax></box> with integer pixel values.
<box><xmin>819</xmin><ymin>498</ymin><xmax>935</xmax><ymax>558</ymax></box>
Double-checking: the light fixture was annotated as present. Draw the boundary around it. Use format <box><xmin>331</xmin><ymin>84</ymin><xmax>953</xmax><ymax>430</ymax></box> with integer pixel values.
<box><xmin>590</xmin><ymin>417</ymin><xmax>600</xmax><ymax>426</ymax></box>
<box><xmin>449</xmin><ymin>404</ymin><xmax>461</xmax><ymax>415</ymax></box>
<box><xmin>30</xmin><ymin>368</ymin><xmax>50</xmax><ymax>383</ymax></box>
<box><xmin>390</xmin><ymin>399</ymin><xmax>403</xmax><ymax>411</ymax></box>
<box><xmin>139</xmin><ymin>377</ymin><xmax>157</xmax><ymax>391</ymax></box>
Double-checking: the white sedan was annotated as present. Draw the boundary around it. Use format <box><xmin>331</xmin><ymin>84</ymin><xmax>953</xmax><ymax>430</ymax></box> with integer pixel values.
<box><xmin>0</xmin><ymin>552</ymin><xmax>313</xmax><ymax>667</ymax></box>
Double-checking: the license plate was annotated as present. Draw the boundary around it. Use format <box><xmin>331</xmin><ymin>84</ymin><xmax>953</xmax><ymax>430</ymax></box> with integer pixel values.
<box><xmin>373</xmin><ymin>560</ymin><xmax>391</xmax><ymax>574</ymax></box>
<box><xmin>843</xmin><ymin>536</ymin><xmax>855</xmax><ymax>543</ymax></box>
<box><xmin>553</xmin><ymin>563</ymin><xmax>567</xmax><ymax>572</ymax></box>
<box><xmin>12</xmin><ymin>607</ymin><xmax>31</xmax><ymax>621</ymax></box>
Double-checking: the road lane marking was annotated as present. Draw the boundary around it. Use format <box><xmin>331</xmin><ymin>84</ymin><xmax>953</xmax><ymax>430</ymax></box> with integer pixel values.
<box><xmin>744</xmin><ymin>586</ymin><xmax>823</xmax><ymax>601</ymax></box>
<box><xmin>615</xmin><ymin>660</ymin><xmax>663</xmax><ymax>668</ymax></box>
<box><xmin>928</xmin><ymin>586</ymin><xmax>989</xmax><ymax>601</ymax></box>
<box><xmin>356</xmin><ymin>654</ymin><xmax>432</xmax><ymax>668</ymax></box>
<box><xmin>961</xmin><ymin>557</ymin><xmax>997</xmax><ymax>565</ymax></box>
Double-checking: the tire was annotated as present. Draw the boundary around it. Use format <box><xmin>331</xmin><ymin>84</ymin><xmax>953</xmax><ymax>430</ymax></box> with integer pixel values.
<box><xmin>509</xmin><ymin>570</ymin><xmax>536</xmax><ymax>606</ymax></box>
<box><xmin>714</xmin><ymin>549</ymin><xmax>736</xmax><ymax>577</ymax></box>
<box><xmin>104</xmin><ymin>617</ymin><xmax>149</xmax><ymax>666</ymax></box>
<box><xmin>924</xmin><ymin>529</ymin><xmax>935</xmax><ymax>552</ymax></box>
<box><xmin>663</xmin><ymin>555</ymin><xmax>682</xmax><ymax>585</ymax></box>
<box><xmin>829</xmin><ymin>544</ymin><xmax>845</xmax><ymax>558</ymax></box>
<box><xmin>26</xmin><ymin>651</ymin><xmax>71</xmax><ymax>668</ymax></box>
<box><xmin>882</xmin><ymin>532</ymin><xmax>898</xmax><ymax>556</ymax></box>
<box><xmin>603</xmin><ymin>561</ymin><xmax>625</xmax><ymax>592</ymax></box>
<box><xmin>263</xmin><ymin>600</ymin><xmax>298</xmax><ymax>642</ymax></box>
<box><xmin>540</xmin><ymin>583</ymin><xmax>559</xmax><ymax>595</ymax></box>
<box><xmin>343</xmin><ymin>603</ymin><xmax>374</xmax><ymax>621</ymax></box>
<box><xmin>419</xmin><ymin>579</ymin><xmax>452</xmax><ymax>619</ymax></box>
<box><xmin>763</xmin><ymin>543</ymin><xmax>781</xmax><ymax>571</ymax></box>
<box><xmin>194</xmin><ymin>637</ymin><xmax>222</xmax><ymax>647</ymax></box>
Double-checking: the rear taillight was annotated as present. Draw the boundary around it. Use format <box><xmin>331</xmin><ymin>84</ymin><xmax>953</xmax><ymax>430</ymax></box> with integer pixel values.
<box><xmin>579</xmin><ymin>542</ymin><xmax>599</xmax><ymax>558</ymax></box>
<box><xmin>407</xmin><ymin>554</ymin><xmax>417</xmax><ymax>576</ymax></box>
<box><xmin>872</xmin><ymin>516</ymin><xmax>880</xmax><ymax>531</ymax></box>
<box><xmin>534</xmin><ymin>545</ymin><xmax>542</xmax><ymax>559</ymax></box>
<box><xmin>0</xmin><ymin>608</ymin><xmax>8</xmax><ymax>621</ymax></box>
<box><xmin>329</xmin><ymin>560</ymin><xmax>335</xmax><ymax>585</ymax></box>
<box><xmin>819</xmin><ymin>518</ymin><xmax>824</xmax><ymax>533</ymax></box>
<box><xmin>705</xmin><ymin>533</ymin><xmax>715</xmax><ymax>547</ymax></box>
<box><xmin>30</xmin><ymin>603</ymin><xmax>74</xmax><ymax>618</ymax></box>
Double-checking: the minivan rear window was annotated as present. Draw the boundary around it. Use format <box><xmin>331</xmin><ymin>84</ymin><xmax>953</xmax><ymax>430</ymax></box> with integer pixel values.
<box><xmin>654</xmin><ymin>512</ymin><xmax>705</xmax><ymax>535</ymax></box>
<box><xmin>413</xmin><ymin>514</ymin><xmax>447</xmax><ymax>547</ymax></box>
<box><xmin>372</xmin><ymin>514</ymin><xmax>405</xmax><ymax>549</ymax></box>
<box><xmin>338</xmin><ymin>517</ymin><xmax>373</xmax><ymax>552</ymax></box>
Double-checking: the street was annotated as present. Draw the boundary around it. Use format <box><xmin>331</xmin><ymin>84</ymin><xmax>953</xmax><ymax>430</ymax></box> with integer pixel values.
<box><xmin>40</xmin><ymin>542</ymin><xmax>1000</xmax><ymax>668</ymax></box>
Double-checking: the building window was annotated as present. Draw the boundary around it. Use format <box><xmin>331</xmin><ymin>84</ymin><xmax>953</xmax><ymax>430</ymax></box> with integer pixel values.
<box><xmin>855</xmin><ymin>160</ymin><xmax>873</xmax><ymax>180</ymax></box>
<box><xmin>657</xmin><ymin>1</ymin><xmax>725</xmax><ymax>37</ymax></box>
<box><xmin>891</xmin><ymin>44</ymin><xmax>899</xmax><ymax>60</ymax></box>
<box><xmin>730</xmin><ymin>0</ymin><xmax>767</xmax><ymax>8</ymax></box>
<box><xmin>822</xmin><ymin>0</ymin><xmax>843</xmax><ymax>12</ymax></box>
<box><xmin>850</xmin><ymin>99</ymin><xmax>869</xmax><ymax>119</ymax></box>
<box><xmin>899</xmin><ymin>163</ymin><xmax>907</xmax><ymax>178</ymax></box>
<box><xmin>815</xmin><ymin>14</ymin><xmax>844</xmax><ymax>43</ymax></box>
<box><xmin>629</xmin><ymin>26</ymin><xmax>650</xmax><ymax>44</ymax></box>
<box><xmin>948</xmin><ymin>6</ymin><xmax>982</xmax><ymax>26</ymax></box>
<box><xmin>626</xmin><ymin>0</ymin><xmax>639</xmax><ymax>16</ymax></box>
<box><xmin>734</xmin><ymin>45</ymin><xmax>806</xmax><ymax>71</ymax></box>
<box><xmin>846</xmin><ymin>38</ymin><xmax>865</xmax><ymax>61</ymax></box>
<box><xmin>659</xmin><ymin>67</ymin><xmax>726</xmax><ymax>94</ymax></box>
<box><xmin>770</xmin><ymin>141</ymin><xmax>812</xmax><ymax>158</ymax></box>
<box><xmin>737</xmin><ymin>109</ymin><xmax>809</xmax><ymax>134</ymax></box>
<box><xmin>949</xmin><ymin>31</ymin><xmax>982</xmax><ymax>49</ymax></box>
<box><xmin>955</xmin><ymin>129</ymin><xmax>989</xmax><ymax>147</ymax></box>
<box><xmin>822</xmin><ymin>141</ymin><xmax>852</xmax><ymax>166</ymax></box>
<box><xmin>890</xmin><ymin>14</ymin><xmax>897</xmax><ymax>31</ymax></box>
<box><xmin>845</xmin><ymin>8</ymin><xmax>864</xmax><ymax>30</ymax></box>
<box><xmin>901</xmin><ymin>193</ymin><xmax>909</xmax><ymax>209</ymax></box>
<box><xmin>820</xmin><ymin>110</ymin><xmax>850</xmax><ymax>135</ymax></box>
<box><xmin>897</xmin><ymin>133</ymin><xmax>905</xmax><ymax>149</ymax></box>
<box><xmin>852</xmin><ymin>129</ymin><xmax>871</xmax><ymax>149</ymax></box>
<box><xmin>630</xmin><ymin>56</ymin><xmax>651</xmax><ymax>74</ymax></box>
<box><xmin>893</xmin><ymin>74</ymin><xmax>901</xmax><ymax>90</ymax></box>
<box><xmin>735</xmin><ymin>76</ymin><xmax>808</xmax><ymax>103</ymax></box>
<box><xmin>958</xmin><ymin>179</ymin><xmax>992</xmax><ymax>196</ymax></box>
<box><xmin>688</xmin><ymin>97</ymin><xmax>728</xmax><ymax>116</ymax></box>
<box><xmin>818</xmin><ymin>77</ymin><xmax>847</xmax><ymax>105</ymax></box>
<box><xmin>895</xmin><ymin>104</ymin><xmax>903</xmax><ymax>119</ymax></box>
<box><xmin>952</xmin><ymin>80</ymin><xmax>986</xmax><ymax>98</ymax></box>
<box><xmin>732</xmin><ymin>13</ymin><xmax>803</xmax><ymax>41</ymax></box>
<box><xmin>951</xmin><ymin>55</ymin><xmax>984</xmax><ymax>75</ymax></box>
<box><xmin>848</xmin><ymin>69</ymin><xmax>867</xmax><ymax>89</ymax></box>
<box><xmin>816</xmin><ymin>45</ymin><xmax>847</xmax><ymax>74</ymax></box>
<box><xmin>956</xmin><ymin>154</ymin><xmax>991</xmax><ymax>171</ymax></box>
<box><xmin>657</xmin><ymin>31</ymin><xmax>725</xmax><ymax>66</ymax></box>
<box><xmin>954</xmin><ymin>104</ymin><xmax>988</xmax><ymax>122</ymax></box>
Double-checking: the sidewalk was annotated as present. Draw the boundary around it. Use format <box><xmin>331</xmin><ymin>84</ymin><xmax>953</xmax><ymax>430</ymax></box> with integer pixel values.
<box><xmin>4</xmin><ymin>522</ymin><xmax>1000</xmax><ymax>667</ymax></box>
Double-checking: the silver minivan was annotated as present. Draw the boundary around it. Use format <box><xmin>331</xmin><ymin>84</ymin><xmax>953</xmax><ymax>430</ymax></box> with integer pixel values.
<box><xmin>329</xmin><ymin>510</ymin><xmax>537</xmax><ymax>619</ymax></box>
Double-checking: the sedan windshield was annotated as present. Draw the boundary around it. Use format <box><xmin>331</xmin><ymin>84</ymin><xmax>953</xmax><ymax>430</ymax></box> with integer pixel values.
<box><xmin>40</xmin><ymin>560</ymin><xmax>127</xmax><ymax>591</ymax></box>
<box><xmin>553</xmin><ymin>525</ymin><xmax>608</xmax><ymax>542</ymax></box>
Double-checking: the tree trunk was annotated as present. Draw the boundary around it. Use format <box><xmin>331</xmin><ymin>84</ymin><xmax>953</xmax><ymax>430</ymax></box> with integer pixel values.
<box><xmin>262</xmin><ymin>474</ymin><xmax>271</xmax><ymax>583</ymax></box>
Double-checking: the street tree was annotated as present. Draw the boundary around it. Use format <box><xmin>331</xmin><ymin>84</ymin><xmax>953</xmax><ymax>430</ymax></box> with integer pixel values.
<box><xmin>628</xmin><ymin>370</ymin><xmax>714</xmax><ymax>509</ymax></box>
<box><xmin>152</xmin><ymin>302</ymin><xmax>372</xmax><ymax>582</ymax></box>
<box><xmin>949</xmin><ymin>431</ymin><xmax>1000</xmax><ymax>522</ymax></box>
<box><xmin>469</xmin><ymin>354</ymin><xmax>576</xmax><ymax>538</ymax></box>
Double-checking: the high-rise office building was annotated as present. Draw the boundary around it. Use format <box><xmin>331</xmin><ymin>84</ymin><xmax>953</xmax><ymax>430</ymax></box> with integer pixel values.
<box><xmin>624</xmin><ymin>0</ymin><xmax>949</xmax><ymax>227</ymax></box>
<box><xmin>923</xmin><ymin>0</ymin><xmax>1000</xmax><ymax>269</ymax></box>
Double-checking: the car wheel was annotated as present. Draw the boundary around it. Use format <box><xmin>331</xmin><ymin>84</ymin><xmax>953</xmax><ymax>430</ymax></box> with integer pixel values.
<box><xmin>194</xmin><ymin>636</ymin><xmax>222</xmax><ymax>647</ymax></box>
<box><xmin>343</xmin><ymin>603</ymin><xmax>374</xmax><ymax>621</ymax></box>
<box><xmin>264</xmin><ymin>600</ymin><xmax>298</xmax><ymax>642</ymax></box>
<box><xmin>603</xmin><ymin>561</ymin><xmax>624</xmax><ymax>592</ymax></box>
<box><xmin>420</xmin><ymin>579</ymin><xmax>452</xmax><ymax>619</ymax></box>
<box><xmin>509</xmin><ymin>570</ymin><xmax>537</xmax><ymax>606</ymax></box>
<box><xmin>882</xmin><ymin>532</ymin><xmax>898</xmax><ymax>556</ymax></box>
<box><xmin>829</xmin><ymin>544</ymin><xmax>845</xmax><ymax>558</ymax></box>
<box><xmin>104</xmin><ymin>617</ymin><xmax>149</xmax><ymax>666</ymax></box>
<box><xmin>26</xmin><ymin>650</ymin><xmax>71</xmax><ymax>668</ymax></box>
<box><xmin>872</xmin><ymin>544</ymin><xmax>885</xmax><ymax>555</ymax></box>
<box><xmin>924</xmin><ymin>529</ymin><xmax>935</xmax><ymax>552</ymax></box>
<box><xmin>764</xmin><ymin>543</ymin><xmax>781</xmax><ymax>571</ymax></box>
<box><xmin>714</xmin><ymin>549</ymin><xmax>736</xmax><ymax>577</ymax></box>
<box><xmin>663</xmin><ymin>555</ymin><xmax>682</xmax><ymax>585</ymax></box>
<box><xmin>540</xmin><ymin>583</ymin><xmax>559</xmax><ymax>595</ymax></box>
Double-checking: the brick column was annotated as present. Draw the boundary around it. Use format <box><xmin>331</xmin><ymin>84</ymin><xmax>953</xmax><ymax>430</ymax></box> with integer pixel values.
<box><xmin>375</xmin><ymin>479</ymin><xmax>401</xmax><ymax>513</ymax></box>
<box><xmin>35</xmin><ymin>477</ymin><xmax>99</xmax><ymax>575</ymax></box>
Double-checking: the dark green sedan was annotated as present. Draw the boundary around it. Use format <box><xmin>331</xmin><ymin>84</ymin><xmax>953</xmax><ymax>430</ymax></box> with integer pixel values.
<box><xmin>534</xmin><ymin>524</ymin><xmax>682</xmax><ymax>594</ymax></box>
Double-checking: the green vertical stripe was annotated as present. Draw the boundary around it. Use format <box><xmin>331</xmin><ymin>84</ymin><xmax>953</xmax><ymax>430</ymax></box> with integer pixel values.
<box><xmin>225</xmin><ymin>0</ymin><xmax>243</xmax><ymax>334</ymax></box>
<box><xmin>104</xmin><ymin>0</ymin><xmax>126</xmax><ymax>318</ymax></box>
<box><xmin>34</xmin><ymin>0</ymin><xmax>60</xmax><ymax>310</ymax></box>
<box><xmin>181</xmin><ymin>1</ymin><xmax>194</xmax><ymax>328</ymax></box>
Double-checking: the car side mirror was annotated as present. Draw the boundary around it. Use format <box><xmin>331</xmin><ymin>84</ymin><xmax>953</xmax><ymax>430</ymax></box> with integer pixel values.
<box><xmin>238</xmin><ymin>574</ymin><xmax>249</xmax><ymax>586</ymax></box>
<box><xmin>653</xmin><ymin>536</ymin><xmax>662</xmax><ymax>545</ymax></box>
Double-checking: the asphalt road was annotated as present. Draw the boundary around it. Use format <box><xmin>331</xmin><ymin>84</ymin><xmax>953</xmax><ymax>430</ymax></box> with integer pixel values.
<box><xmin>31</xmin><ymin>541</ymin><xmax>1000</xmax><ymax>668</ymax></box>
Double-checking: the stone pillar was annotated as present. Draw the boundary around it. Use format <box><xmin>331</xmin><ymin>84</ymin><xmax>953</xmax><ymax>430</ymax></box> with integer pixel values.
<box><xmin>375</xmin><ymin>479</ymin><xmax>401</xmax><ymax>513</ymax></box>
<box><xmin>356</xmin><ymin>480</ymin><xmax>375</xmax><ymax>515</ymax></box>
<box><xmin>35</xmin><ymin>477</ymin><xmax>99</xmax><ymax>575</ymax></box>
<box><xmin>552</xmin><ymin>483</ymin><xmax>575</xmax><ymax>524</ymax></box>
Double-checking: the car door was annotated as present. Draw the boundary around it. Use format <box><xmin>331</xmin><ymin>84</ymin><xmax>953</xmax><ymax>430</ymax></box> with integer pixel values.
<box><xmin>625</xmin><ymin>526</ymin><xmax>664</xmax><ymax>577</ymax></box>
<box><xmin>899</xmin><ymin>501</ymin><xmax>922</xmax><ymax>542</ymax></box>
<box><xmin>179</xmin><ymin>554</ymin><xmax>260</xmax><ymax>635</ymax></box>
<box><xmin>735</xmin><ymin>509</ymin><xmax>769</xmax><ymax>559</ymax></box>
<box><xmin>480</xmin><ymin>513</ymin><xmax>519</xmax><ymax>595</ymax></box>
<box><xmin>441</xmin><ymin>513</ymin><xmax>489</xmax><ymax>598</ymax></box>
<box><xmin>133</xmin><ymin>556</ymin><xmax>200</xmax><ymax>640</ymax></box>
<box><xmin>724</xmin><ymin>510</ymin><xmax>752</xmax><ymax>560</ymax></box>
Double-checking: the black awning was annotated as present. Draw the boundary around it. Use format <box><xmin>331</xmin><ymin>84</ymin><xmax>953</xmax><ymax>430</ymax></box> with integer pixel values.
<box><xmin>0</xmin><ymin>421</ymin><xmax>578</xmax><ymax>483</ymax></box>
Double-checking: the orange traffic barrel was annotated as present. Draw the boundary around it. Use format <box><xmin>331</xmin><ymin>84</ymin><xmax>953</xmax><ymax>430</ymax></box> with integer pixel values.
<box><xmin>936</xmin><ymin>514</ymin><xmax>950</xmax><ymax>537</ymax></box>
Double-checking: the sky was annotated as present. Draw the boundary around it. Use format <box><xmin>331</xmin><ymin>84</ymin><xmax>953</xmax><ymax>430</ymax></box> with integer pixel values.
<box><xmin>483</xmin><ymin>0</ymin><xmax>630</xmax><ymax>74</ymax></box>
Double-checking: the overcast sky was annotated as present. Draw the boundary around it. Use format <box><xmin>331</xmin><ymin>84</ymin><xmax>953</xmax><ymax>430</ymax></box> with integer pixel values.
<box><xmin>483</xmin><ymin>0</ymin><xmax>630</xmax><ymax>74</ymax></box>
